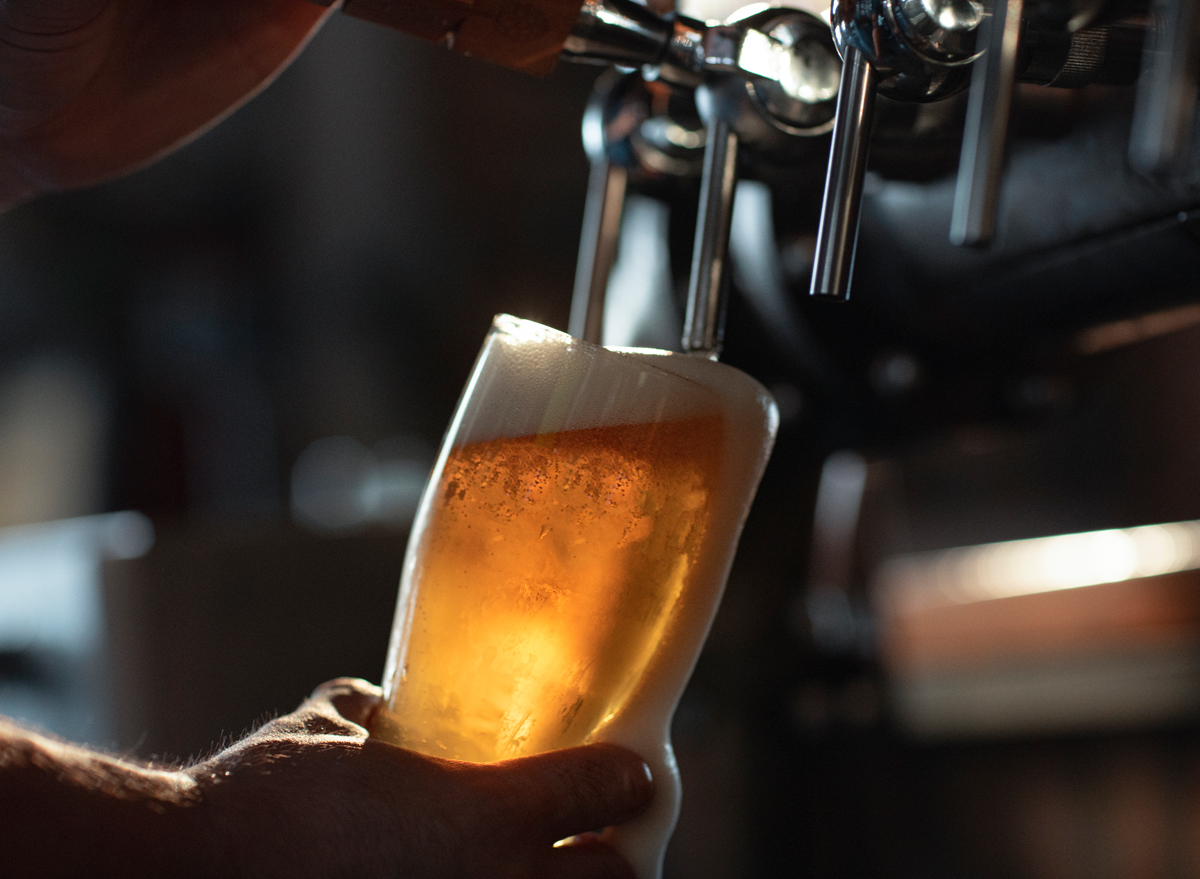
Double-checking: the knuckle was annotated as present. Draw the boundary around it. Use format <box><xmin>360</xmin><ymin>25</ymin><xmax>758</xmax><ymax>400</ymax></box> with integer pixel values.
<box><xmin>309</xmin><ymin>677</ymin><xmax>379</xmax><ymax>699</ymax></box>
<box><xmin>309</xmin><ymin>679</ymin><xmax>381</xmax><ymax>728</ymax></box>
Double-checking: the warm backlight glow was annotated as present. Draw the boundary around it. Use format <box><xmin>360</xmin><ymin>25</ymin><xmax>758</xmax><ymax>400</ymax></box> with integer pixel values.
<box><xmin>373</xmin><ymin>416</ymin><xmax>722</xmax><ymax>762</ymax></box>
<box><xmin>876</xmin><ymin>520</ymin><xmax>1200</xmax><ymax>615</ymax></box>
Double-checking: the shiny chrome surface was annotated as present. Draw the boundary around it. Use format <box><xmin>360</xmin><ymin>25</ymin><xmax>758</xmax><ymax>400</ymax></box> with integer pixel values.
<box><xmin>738</xmin><ymin>10</ymin><xmax>842</xmax><ymax>130</ymax></box>
<box><xmin>950</xmin><ymin>0</ymin><xmax>1024</xmax><ymax>245</ymax></box>
<box><xmin>810</xmin><ymin>45</ymin><xmax>878</xmax><ymax>301</ymax></box>
<box><xmin>1129</xmin><ymin>0</ymin><xmax>1200</xmax><ymax>174</ymax></box>
<box><xmin>896</xmin><ymin>0</ymin><xmax>984</xmax><ymax>61</ymax></box>
<box><xmin>570</xmin><ymin>158</ymin><xmax>628</xmax><ymax>344</ymax></box>
<box><xmin>572</xmin><ymin>69</ymin><xmax>703</xmax><ymax>344</ymax></box>
<box><xmin>830</xmin><ymin>0</ymin><xmax>978</xmax><ymax>101</ymax></box>
<box><xmin>582</xmin><ymin>69</ymin><xmax>708</xmax><ymax>177</ymax></box>
<box><xmin>698</xmin><ymin>8</ymin><xmax>841</xmax><ymax>164</ymax></box>
<box><xmin>655</xmin><ymin>15</ymin><xmax>710</xmax><ymax>86</ymax></box>
<box><xmin>566</xmin><ymin>4</ymin><xmax>851</xmax><ymax>326</ymax></box>
<box><xmin>562</xmin><ymin>0</ymin><xmax>673</xmax><ymax>67</ymax></box>
<box><xmin>683</xmin><ymin>119</ymin><xmax>740</xmax><ymax>357</ymax></box>
<box><xmin>564</xmin><ymin>1</ymin><xmax>843</xmax><ymax>139</ymax></box>
<box><xmin>702</xmin><ymin>24</ymin><xmax>743</xmax><ymax>72</ymax></box>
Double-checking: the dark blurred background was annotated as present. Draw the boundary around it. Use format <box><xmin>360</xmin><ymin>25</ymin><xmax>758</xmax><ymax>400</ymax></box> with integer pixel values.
<box><xmin>0</xmin><ymin>13</ymin><xmax>594</xmax><ymax>743</ymax></box>
<box><xmin>4</xmin><ymin>9</ymin><xmax>1200</xmax><ymax>878</ymax></box>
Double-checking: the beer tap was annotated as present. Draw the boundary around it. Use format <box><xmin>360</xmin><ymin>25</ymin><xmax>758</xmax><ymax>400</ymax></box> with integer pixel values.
<box><xmin>682</xmin><ymin>115</ymin><xmax>739</xmax><ymax>357</ymax></box>
<box><xmin>685</xmin><ymin>6</ymin><xmax>841</xmax><ymax>357</ymax></box>
<box><xmin>568</xmin><ymin>67</ymin><xmax>709</xmax><ymax>343</ymax></box>
<box><xmin>569</xmin><ymin>75</ymin><xmax>638</xmax><ymax>344</ymax></box>
<box><xmin>564</xmin><ymin>0</ymin><xmax>725</xmax><ymax>346</ymax></box>
<box><xmin>810</xmin><ymin>0</ymin><xmax>1150</xmax><ymax>297</ymax></box>
<box><xmin>811</xmin><ymin>0</ymin><xmax>982</xmax><ymax>300</ymax></box>
<box><xmin>320</xmin><ymin>0</ymin><xmax>841</xmax><ymax>341</ymax></box>
<box><xmin>563</xmin><ymin>2</ymin><xmax>841</xmax><ymax>353</ymax></box>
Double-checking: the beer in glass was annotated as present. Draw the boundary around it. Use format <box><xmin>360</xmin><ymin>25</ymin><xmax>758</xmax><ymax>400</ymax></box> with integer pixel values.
<box><xmin>371</xmin><ymin>315</ymin><xmax>777</xmax><ymax>878</ymax></box>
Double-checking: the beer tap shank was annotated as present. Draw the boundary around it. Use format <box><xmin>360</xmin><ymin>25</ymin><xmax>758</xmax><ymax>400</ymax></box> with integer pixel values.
<box><xmin>810</xmin><ymin>47</ymin><xmax>878</xmax><ymax>301</ymax></box>
<box><xmin>811</xmin><ymin>0</ymin><xmax>982</xmax><ymax>301</ymax></box>
<box><xmin>570</xmin><ymin>158</ymin><xmax>627</xmax><ymax>344</ymax></box>
<box><xmin>683</xmin><ymin>119</ymin><xmax>740</xmax><ymax>357</ymax></box>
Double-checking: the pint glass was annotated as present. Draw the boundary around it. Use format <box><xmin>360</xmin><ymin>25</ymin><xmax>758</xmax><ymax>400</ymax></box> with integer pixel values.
<box><xmin>371</xmin><ymin>315</ymin><xmax>777</xmax><ymax>878</ymax></box>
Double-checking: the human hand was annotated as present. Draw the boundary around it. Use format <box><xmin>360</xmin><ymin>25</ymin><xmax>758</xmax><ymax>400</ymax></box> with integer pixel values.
<box><xmin>0</xmin><ymin>0</ymin><xmax>335</xmax><ymax>208</ymax></box>
<box><xmin>190</xmin><ymin>678</ymin><xmax>655</xmax><ymax>878</ymax></box>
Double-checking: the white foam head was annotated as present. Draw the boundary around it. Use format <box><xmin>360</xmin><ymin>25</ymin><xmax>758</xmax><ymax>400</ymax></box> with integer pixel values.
<box><xmin>449</xmin><ymin>315</ymin><xmax>747</xmax><ymax>446</ymax></box>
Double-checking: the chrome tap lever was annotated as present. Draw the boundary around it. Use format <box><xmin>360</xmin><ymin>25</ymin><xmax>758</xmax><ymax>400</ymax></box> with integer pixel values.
<box><xmin>1129</xmin><ymin>0</ymin><xmax>1200</xmax><ymax>175</ymax></box>
<box><xmin>950</xmin><ymin>0</ymin><xmax>1023</xmax><ymax>246</ymax></box>
<box><xmin>811</xmin><ymin>0</ymin><xmax>982</xmax><ymax>300</ymax></box>
<box><xmin>681</xmin><ymin>7</ymin><xmax>841</xmax><ymax>345</ymax></box>
<box><xmin>569</xmin><ymin>71</ymin><xmax>650</xmax><ymax>344</ymax></box>
<box><xmin>810</xmin><ymin>47</ymin><xmax>878</xmax><ymax>301</ymax></box>
<box><xmin>570</xmin><ymin>158</ymin><xmax>628</xmax><ymax>343</ymax></box>
<box><xmin>569</xmin><ymin>65</ymin><xmax>713</xmax><ymax>345</ymax></box>
<box><xmin>567</xmin><ymin>5</ymin><xmax>850</xmax><ymax>329</ymax></box>
<box><xmin>683</xmin><ymin>119</ymin><xmax>740</xmax><ymax>357</ymax></box>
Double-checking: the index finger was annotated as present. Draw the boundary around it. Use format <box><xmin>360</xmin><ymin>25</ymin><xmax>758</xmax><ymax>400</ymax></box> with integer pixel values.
<box><xmin>473</xmin><ymin>743</ymin><xmax>654</xmax><ymax>844</ymax></box>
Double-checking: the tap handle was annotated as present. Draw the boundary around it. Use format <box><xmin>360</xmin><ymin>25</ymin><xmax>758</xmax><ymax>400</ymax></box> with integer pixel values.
<box><xmin>683</xmin><ymin>119</ymin><xmax>740</xmax><ymax>356</ymax></box>
<box><xmin>1129</xmin><ymin>0</ymin><xmax>1200</xmax><ymax>174</ymax></box>
<box><xmin>809</xmin><ymin>45</ymin><xmax>878</xmax><ymax>301</ymax></box>
<box><xmin>950</xmin><ymin>0</ymin><xmax>1024</xmax><ymax>246</ymax></box>
<box><xmin>569</xmin><ymin>71</ymin><xmax>651</xmax><ymax>345</ymax></box>
<box><xmin>569</xmin><ymin>159</ymin><xmax>628</xmax><ymax>344</ymax></box>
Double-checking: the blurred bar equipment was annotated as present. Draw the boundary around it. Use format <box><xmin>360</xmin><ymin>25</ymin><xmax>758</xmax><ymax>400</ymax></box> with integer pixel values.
<box><xmin>561</xmin><ymin>1</ymin><xmax>841</xmax><ymax>354</ymax></box>
<box><xmin>811</xmin><ymin>0</ymin><xmax>1147</xmax><ymax>297</ymax></box>
<box><xmin>875</xmin><ymin>520</ymin><xmax>1200</xmax><ymax>737</ymax></box>
<box><xmin>0</xmin><ymin>513</ymin><xmax>153</xmax><ymax>747</ymax></box>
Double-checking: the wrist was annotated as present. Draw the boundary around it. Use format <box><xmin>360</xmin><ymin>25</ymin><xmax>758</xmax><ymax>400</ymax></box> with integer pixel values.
<box><xmin>186</xmin><ymin>756</ymin><xmax>243</xmax><ymax>874</ymax></box>
<box><xmin>0</xmin><ymin>723</ymin><xmax>218</xmax><ymax>877</ymax></box>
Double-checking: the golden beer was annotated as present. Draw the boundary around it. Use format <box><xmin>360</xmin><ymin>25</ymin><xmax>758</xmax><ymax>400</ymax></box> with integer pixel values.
<box><xmin>373</xmin><ymin>416</ymin><xmax>724</xmax><ymax>762</ymax></box>
<box><xmin>371</xmin><ymin>315</ymin><xmax>777</xmax><ymax>879</ymax></box>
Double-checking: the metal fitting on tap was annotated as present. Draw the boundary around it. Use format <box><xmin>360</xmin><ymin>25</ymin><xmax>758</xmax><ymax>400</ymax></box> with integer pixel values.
<box><xmin>699</xmin><ymin>7</ymin><xmax>842</xmax><ymax>159</ymax></box>
<box><xmin>831</xmin><ymin>0</ymin><xmax>983</xmax><ymax>100</ymax></box>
